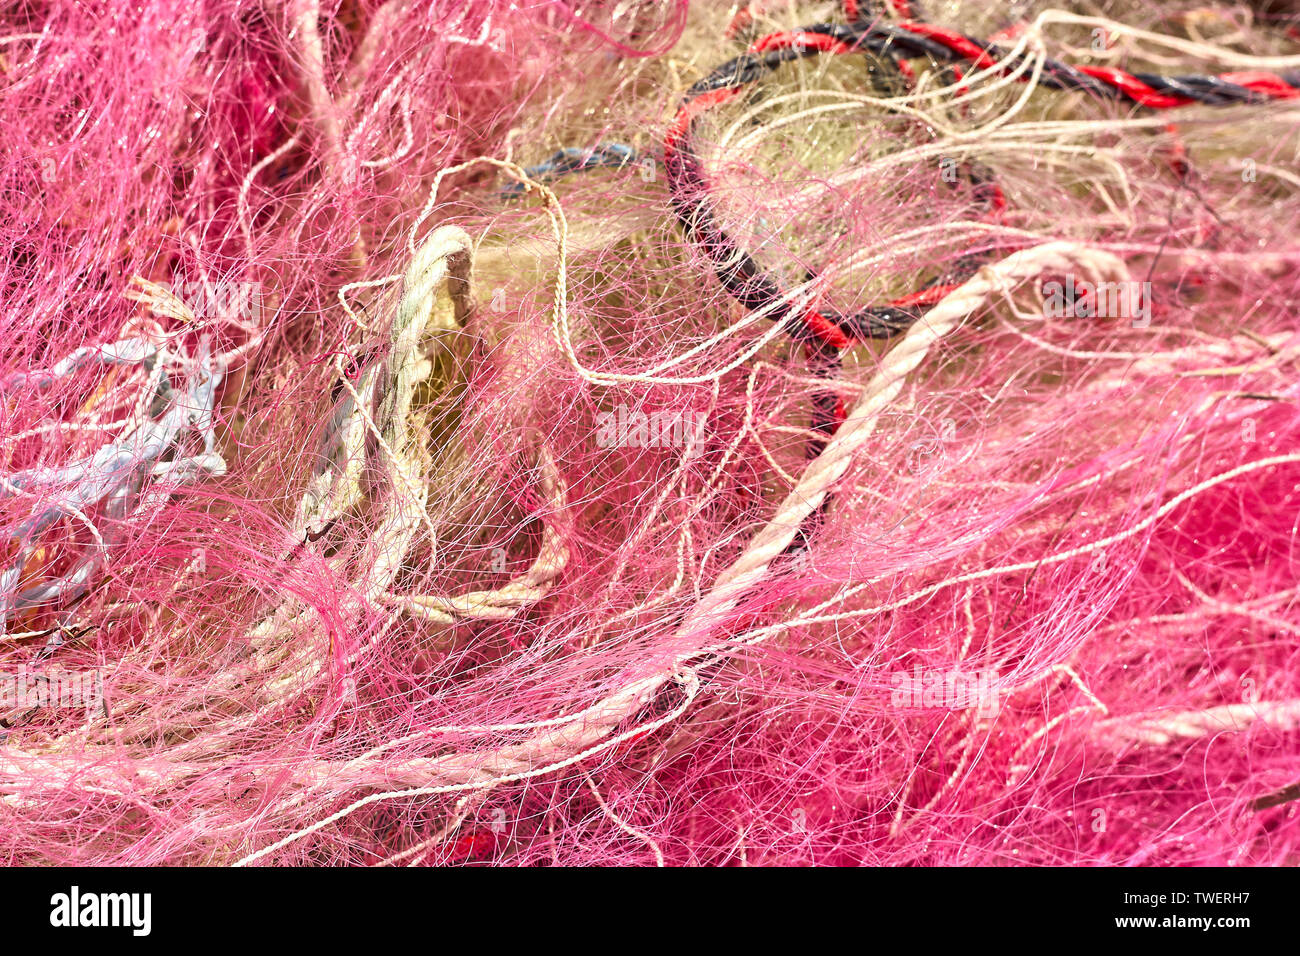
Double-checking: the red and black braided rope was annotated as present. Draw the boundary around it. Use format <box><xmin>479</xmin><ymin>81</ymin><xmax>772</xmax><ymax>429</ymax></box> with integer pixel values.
<box><xmin>665</xmin><ymin>14</ymin><xmax>1300</xmax><ymax>354</ymax></box>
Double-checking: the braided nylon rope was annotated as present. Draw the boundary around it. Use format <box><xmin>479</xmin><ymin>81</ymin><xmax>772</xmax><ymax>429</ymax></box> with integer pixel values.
<box><xmin>666</xmin><ymin>5</ymin><xmax>1300</xmax><ymax>354</ymax></box>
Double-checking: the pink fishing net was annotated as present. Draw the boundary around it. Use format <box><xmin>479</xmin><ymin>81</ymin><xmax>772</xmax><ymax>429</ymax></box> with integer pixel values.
<box><xmin>1</xmin><ymin>0</ymin><xmax>1298</xmax><ymax>865</ymax></box>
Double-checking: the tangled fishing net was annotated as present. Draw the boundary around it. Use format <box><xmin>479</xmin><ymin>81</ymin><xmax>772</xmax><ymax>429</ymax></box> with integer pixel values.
<box><xmin>2</xmin><ymin>0</ymin><xmax>1299</xmax><ymax>866</ymax></box>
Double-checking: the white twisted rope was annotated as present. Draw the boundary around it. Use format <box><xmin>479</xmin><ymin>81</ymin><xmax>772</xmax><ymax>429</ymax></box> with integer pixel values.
<box><xmin>228</xmin><ymin>242</ymin><xmax>1126</xmax><ymax>863</ymax></box>
<box><xmin>677</xmin><ymin>242</ymin><xmax>1131</xmax><ymax>637</ymax></box>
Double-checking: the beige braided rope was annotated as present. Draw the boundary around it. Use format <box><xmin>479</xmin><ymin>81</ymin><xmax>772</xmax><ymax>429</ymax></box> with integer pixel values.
<box><xmin>0</xmin><ymin>226</ymin><xmax>563</xmax><ymax>788</ymax></box>
<box><xmin>378</xmin><ymin>442</ymin><xmax>570</xmax><ymax>623</ymax></box>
